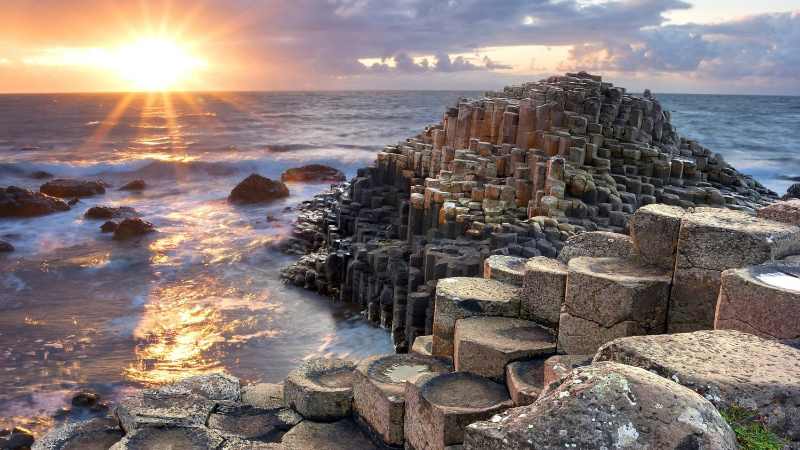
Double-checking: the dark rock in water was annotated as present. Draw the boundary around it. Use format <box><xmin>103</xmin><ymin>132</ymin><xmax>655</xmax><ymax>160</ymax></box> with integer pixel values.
<box><xmin>113</xmin><ymin>218</ymin><xmax>155</xmax><ymax>240</ymax></box>
<box><xmin>119</xmin><ymin>179</ymin><xmax>146</xmax><ymax>191</ymax></box>
<box><xmin>783</xmin><ymin>183</ymin><xmax>800</xmax><ymax>200</ymax></box>
<box><xmin>100</xmin><ymin>221</ymin><xmax>118</xmax><ymax>233</ymax></box>
<box><xmin>71</xmin><ymin>391</ymin><xmax>100</xmax><ymax>408</ymax></box>
<box><xmin>228</xmin><ymin>174</ymin><xmax>289</xmax><ymax>204</ymax></box>
<box><xmin>0</xmin><ymin>241</ymin><xmax>13</xmax><ymax>252</ymax></box>
<box><xmin>0</xmin><ymin>186</ymin><xmax>70</xmax><ymax>217</ymax></box>
<box><xmin>281</xmin><ymin>164</ymin><xmax>346</xmax><ymax>183</ymax></box>
<box><xmin>30</xmin><ymin>170</ymin><xmax>53</xmax><ymax>179</ymax></box>
<box><xmin>266</xmin><ymin>215</ymin><xmax>279</xmax><ymax>223</ymax></box>
<box><xmin>84</xmin><ymin>206</ymin><xmax>137</xmax><ymax>220</ymax></box>
<box><xmin>40</xmin><ymin>179</ymin><xmax>106</xmax><ymax>198</ymax></box>
<box><xmin>0</xmin><ymin>426</ymin><xmax>35</xmax><ymax>450</ymax></box>
<box><xmin>67</xmin><ymin>198</ymin><xmax>79</xmax><ymax>206</ymax></box>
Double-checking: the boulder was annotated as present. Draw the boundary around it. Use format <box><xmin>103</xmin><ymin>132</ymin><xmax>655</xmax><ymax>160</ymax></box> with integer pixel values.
<box><xmin>715</xmin><ymin>263</ymin><xmax>800</xmax><ymax>340</ymax></box>
<box><xmin>100</xmin><ymin>221</ymin><xmax>118</xmax><ymax>233</ymax></box>
<box><xmin>0</xmin><ymin>186</ymin><xmax>70</xmax><ymax>217</ymax></box>
<box><xmin>229</xmin><ymin>174</ymin><xmax>290</xmax><ymax>204</ymax></box>
<box><xmin>0</xmin><ymin>240</ymin><xmax>13</xmax><ymax>252</ymax></box>
<box><xmin>108</xmin><ymin>426</ymin><xmax>224</xmax><ymax>450</ymax></box>
<box><xmin>119</xmin><ymin>179</ymin><xmax>146</xmax><ymax>191</ymax></box>
<box><xmin>520</xmin><ymin>257</ymin><xmax>567</xmax><ymax>329</ymax></box>
<box><xmin>464</xmin><ymin>362</ymin><xmax>737</xmax><ymax>450</ymax></box>
<box><xmin>281</xmin><ymin>165</ymin><xmax>346</xmax><ymax>183</ymax></box>
<box><xmin>84</xmin><ymin>205</ymin><xmax>137</xmax><ymax>220</ymax></box>
<box><xmin>30</xmin><ymin>170</ymin><xmax>53</xmax><ymax>179</ymax></box>
<box><xmin>40</xmin><ymin>179</ymin><xmax>106</xmax><ymax>198</ymax></box>
<box><xmin>505</xmin><ymin>359</ymin><xmax>546</xmax><ymax>406</ymax></box>
<box><xmin>557</xmin><ymin>231</ymin><xmax>633</xmax><ymax>264</ymax></box>
<box><xmin>31</xmin><ymin>418</ymin><xmax>122</xmax><ymax>450</ymax></box>
<box><xmin>630</xmin><ymin>203</ymin><xmax>685</xmax><ymax>270</ymax></box>
<box><xmin>404</xmin><ymin>372</ymin><xmax>513</xmax><ymax>450</ymax></box>
<box><xmin>482</xmin><ymin>255</ymin><xmax>526</xmax><ymax>285</ymax></box>
<box><xmin>432</xmin><ymin>277</ymin><xmax>521</xmax><ymax>357</ymax></box>
<box><xmin>595</xmin><ymin>330</ymin><xmax>800</xmax><ymax>446</ymax></box>
<box><xmin>284</xmin><ymin>358</ymin><xmax>356</xmax><ymax>421</ymax></box>
<box><xmin>112</xmin><ymin>218</ymin><xmax>156</xmax><ymax>240</ymax></box>
<box><xmin>280</xmin><ymin>419</ymin><xmax>378</xmax><ymax>450</ymax></box>
<box><xmin>453</xmin><ymin>317</ymin><xmax>555</xmax><ymax>381</ymax></box>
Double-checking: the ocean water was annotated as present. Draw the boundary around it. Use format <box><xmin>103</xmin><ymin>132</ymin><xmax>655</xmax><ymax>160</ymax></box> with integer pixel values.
<box><xmin>0</xmin><ymin>91</ymin><xmax>797</xmax><ymax>433</ymax></box>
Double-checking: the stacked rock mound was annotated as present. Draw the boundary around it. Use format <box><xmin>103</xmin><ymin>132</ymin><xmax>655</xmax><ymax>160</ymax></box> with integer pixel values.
<box><xmin>281</xmin><ymin>72</ymin><xmax>778</xmax><ymax>352</ymax></box>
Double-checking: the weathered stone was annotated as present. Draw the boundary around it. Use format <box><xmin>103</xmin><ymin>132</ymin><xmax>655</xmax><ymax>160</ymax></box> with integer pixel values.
<box><xmin>505</xmin><ymin>359</ymin><xmax>545</xmax><ymax>406</ymax></box>
<box><xmin>557</xmin><ymin>231</ymin><xmax>633</xmax><ymax>263</ymax></box>
<box><xmin>108</xmin><ymin>426</ymin><xmax>225</xmax><ymax>450</ymax></box>
<box><xmin>405</xmin><ymin>372</ymin><xmax>513</xmax><ymax>450</ymax></box>
<box><xmin>222</xmin><ymin>437</ymin><xmax>284</xmax><ymax>449</ymax></box>
<box><xmin>119</xmin><ymin>179</ymin><xmax>146</xmax><ymax>191</ymax></box>
<box><xmin>669</xmin><ymin>207</ymin><xmax>800</xmax><ymax>332</ymax></box>
<box><xmin>432</xmin><ymin>277</ymin><xmax>521</xmax><ymax>357</ymax></box>
<box><xmin>758</xmin><ymin>199</ymin><xmax>800</xmax><ymax>225</ymax></box>
<box><xmin>32</xmin><ymin>418</ymin><xmax>123</xmax><ymax>450</ymax></box>
<box><xmin>595</xmin><ymin>330</ymin><xmax>800</xmax><ymax>445</ymax></box>
<box><xmin>114</xmin><ymin>388</ymin><xmax>216</xmax><ymax>432</ymax></box>
<box><xmin>411</xmin><ymin>335</ymin><xmax>433</xmax><ymax>356</ymax></box>
<box><xmin>454</xmin><ymin>317</ymin><xmax>555</xmax><ymax>381</ymax></box>
<box><xmin>630</xmin><ymin>203</ymin><xmax>685</xmax><ymax>269</ymax></box>
<box><xmin>40</xmin><ymin>179</ymin><xmax>106</xmax><ymax>198</ymax></box>
<box><xmin>482</xmin><ymin>255</ymin><xmax>526</xmax><ymax>285</ymax></box>
<box><xmin>464</xmin><ymin>362</ymin><xmax>737</xmax><ymax>450</ymax></box>
<box><xmin>542</xmin><ymin>354</ymin><xmax>591</xmax><ymax>387</ymax></box>
<box><xmin>229</xmin><ymin>173</ymin><xmax>290</xmax><ymax>204</ymax></box>
<box><xmin>520</xmin><ymin>257</ymin><xmax>567</xmax><ymax>329</ymax></box>
<box><xmin>160</xmin><ymin>372</ymin><xmax>241</xmax><ymax>401</ymax></box>
<box><xmin>353</xmin><ymin>353</ymin><xmax>451</xmax><ymax>446</ymax></box>
<box><xmin>241</xmin><ymin>383</ymin><xmax>284</xmax><ymax>409</ymax></box>
<box><xmin>284</xmin><ymin>358</ymin><xmax>356</xmax><ymax>422</ymax></box>
<box><xmin>112</xmin><ymin>218</ymin><xmax>156</xmax><ymax>240</ymax></box>
<box><xmin>281</xmin><ymin>165</ymin><xmax>346</xmax><ymax>183</ymax></box>
<box><xmin>0</xmin><ymin>186</ymin><xmax>70</xmax><ymax>217</ymax></box>
<box><xmin>84</xmin><ymin>205</ymin><xmax>137</xmax><ymax>220</ymax></box>
<box><xmin>558</xmin><ymin>257</ymin><xmax>671</xmax><ymax>354</ymax></box>
<box><xmin>207</xmin><ymin>402</ymin><xmax>284</xmax><ymax>440</ymax></box>
<box><xmin>280</xmin><ymin>419</ymin><xmax>378</xmax><ymax>450</ymax></box>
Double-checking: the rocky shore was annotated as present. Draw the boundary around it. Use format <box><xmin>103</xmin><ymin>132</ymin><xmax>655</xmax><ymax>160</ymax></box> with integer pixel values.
<box><xmin>23</xmin><ymin>72</ymin><xmax>800</xmax><ymax>449</ymax></box>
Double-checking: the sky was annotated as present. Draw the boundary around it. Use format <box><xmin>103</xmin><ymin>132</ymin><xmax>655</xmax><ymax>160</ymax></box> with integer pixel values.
<box><xmin>0</xmin><ymin>0</ymin><xmax>798</xmax><ymax>94</ymax></box>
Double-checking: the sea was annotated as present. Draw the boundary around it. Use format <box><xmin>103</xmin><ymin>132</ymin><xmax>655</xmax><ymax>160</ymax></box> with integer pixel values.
<box><xmin>0</xmin><ymin>91</ymin><xmax>798</xmax><ymax>433</ymax></box>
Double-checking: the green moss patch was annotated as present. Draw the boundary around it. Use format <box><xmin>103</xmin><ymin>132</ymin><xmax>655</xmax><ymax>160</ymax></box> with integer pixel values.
<box><xmin>720</xmin><ymin>406</ymin><xmax>786</xmax><ymax>450</ymax></box>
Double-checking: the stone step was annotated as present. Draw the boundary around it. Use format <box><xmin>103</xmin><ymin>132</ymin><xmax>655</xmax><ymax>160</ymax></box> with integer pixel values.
<box><xmin>352</xmin><ymin>353</ymin><xmax>452</xmax><ymax>447</ymax></box>
<box><xmin>432</xmin><ymin>277</ymin><xmax>521</xmax><ymax>357</ymax></box>
<box><xmin>520</xmin><ymin>256</ymin><xmax>568</xmax><ymax>330</ymax></box>
<box><xmin>283</xmin><ymin>358</ymin><xmax>356</xmax><ymax>422</ymax></box>
<box><xmin>482</xmin><ymin>255</ymin><xmax>526</xmax><ymax>285</ymax></box>
<box><xmin>453</xmin><ymin>316</ymin><xmax>555</xmax><ymax>381</ymax></box>
<box><xmin>404</xmin><ymin>372</ymin><xmax>513</xmax><ymax>450</ymax></box>
<box><xmin>557</xmin><ymin>256</ymin><xmax>672</xmax><ymax>355</ymax></box>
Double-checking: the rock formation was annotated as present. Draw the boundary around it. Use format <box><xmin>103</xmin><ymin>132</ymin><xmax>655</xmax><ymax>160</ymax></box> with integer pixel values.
<box><xmin>281</xmin><ymin>165</ymin><xmax>346</xmax><ymax>183</ymax></box>
<box><xmin>39</xmin><ymin>179</ymin><xmax>107</xmax><ymax>198</ymax></box>
<box><xmin>229</xmin><ymin>173</ymin><xmax>290</xmax><ymax>204</ymax></box>
<box><xmin>0</xmin><ymin>186</ymin><xmax>70</xmax><ymax>217</ymax></box>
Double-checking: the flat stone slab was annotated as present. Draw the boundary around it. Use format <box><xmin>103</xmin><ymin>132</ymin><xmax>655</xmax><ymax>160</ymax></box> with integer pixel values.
<box><xmin>464</xmin><ymin>362</ymin><xmax>737</xmax><ymax>450</ymax></box>
<box><xmin>280</xmin><ymin>419</ymin><xmax>378</xmax><ymax>450</ymax></box>
<box><xmin>405</xmin><ymin>372</ymin><xmax>513</xmax><ymax>450</ymax></box>
<box><xmin>160</xmin><ymin>372</ymin><xmax>241</xmax><ymax>402</ymax></box>
<box><xmin>542</xmin><ymin>354</ymin><xmax>592</xmax><ymax>388</ymax></box>
<box><xmin>505</xmin><ymin>359</ymin><xmax>546</xmax><ymax>406</ymax></box>
<box><xmin>207</xmin><ymin>402</ymin><xmax>284</xmax><ymax>441</ymax></box>
<box><xmin>483</xmin><ymin>255</ymin><xmax>526</xmax><ymax>285</ymax></box>
<box><xmin>520</xmin><ymin>257</ymin><xmax>567</xmax><ymax>329</ymax></box>
<box><xmin>411</xmin><ymin>335</ymin><xmax>433</xmax><ymax>356</ymax></box>
<box><xmin>557</xmin><ymin>231</ymin><xmax>633</xmax><ymax>264</ymax></box>
<box><xmin>558</xmin><ymin>257</ymin><xmax>671</xmax><ymax>354</ymax></box>
<box><xmin>114</xmin><ymin>388</ymin><xmax>216</xmax><ymax>432</ymax></box>
<box><xmin>32</xmin><ymin>418</ymin><xmax>123</xmax><ymax>450</ymax></box>
<box><xmin>595</xmin><ymin>330</ymin><xmax>800</xmax><ymax>445</ymax></box>
<box><xmin>630</xmin><ymin>203</ymin><xmax>685</xmax><ymax>270</ymax></box>
<box><xmin>241</xmin><ymin>383</ymin><xmax>284</xmax><ymax>409</ymax></box>
<box><xmin>715</xmin><ymin>263</ymin><xmax>800</xmax><ymax>339</ymax></box>
<box><xmin>454</xmin><ymin>317</ymin><xmax>555</xmax><ymax>381</ymax></box>
<box><xmin>670</xmin><ymin>207</ymin><xmax>800</xmax><ymax>332</ymax></box>
<box><xmin>284</xmin><ymin>358</ymin><xmax>356</xmax><ymax>421</ymax></box>
<box><xmin>353</xmin><ymin>353</ymin><xmax>452</xmax><ymax>446</ymax></box>
<box><xmin>433</xmin><ymin>277</ymin><xmax>520</xmax><ymax>357</ymax></box>
<box><xmin>109</xmin><ymin>426</ymin><xmax>225</xmax><ymax>450</ymax></box>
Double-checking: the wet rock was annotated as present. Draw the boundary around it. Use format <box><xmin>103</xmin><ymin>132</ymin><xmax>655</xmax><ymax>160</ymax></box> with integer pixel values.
<box><xmin>229</xmin><ymin>174</ymin><xmax>290</xmax><ymax>204</ymax></box>
<box><xmin>557</xmin><ymin>231</ymin><xmax>634</xmax><ymax>264</ymax></box>
<box><xmin>84</xmin><ymin>206</ymin><xmax>137</xmax><ymax>220</ymax></box>
<box><xmin>67</xmin><ymin>198</ymin><xmax>79</xmax><ymax>206</ymax></box>
<box><xmin>0</xmin><ymin>427</ymin><xmax>35</xmax><ymax>450</ymax></box>
<box><xmin>0</xmin><ymin>241</ymin><xmax>13</xmax><ymax>252</ymax></box>
<box><xmin>32</xmin><ymin>418</ymin><xmax>122</xmax><ymax>450</ymax></box>
<box><xmin>30</xmin><ymin>170</ymin><xmax>53</xmax><ymax>179</ymax></box>
<box><xmin>113</xmin><ymin>388</ymin><xmax>216</xmax><ymax>432</ymax></box>
<box><xmin>108</xmin><ymin>426</ymin><xmax>225</xmax><ymax>450</ymax></box>
<box><xmin>281</xmin><ymin>165</ymin><xmax>346</xmax><ymax>183</ymax></box>
<box><xmin>100</xmin><ymin>221</ymin><xmax>117</xmax><ymax>233</ymax></box>
<box><xmin>112</xmin><ymin>218</ymin><xmax>155</xmax><ymax>240</ymax></box>
<box><xmin>283</xmin><ymin>358</ymin><xmax>356</xmax><ymax>421</ymax></box>
<box><xmin>71</xmin><ymin>391</ymin><xmax>100</xmax><ymax>408</ymax></box>
<box><xmin>0</xmin><ymin>186</ymin><xmax>70</xmax><ymax>217</ymax></box>
<box><xmin>119</xmin><ymin>179</ymin><xmax>146</xmax><ymax>191</ymax></box>
<box><xmin>40</xmin><ymin>179</ymin><xmax>106</xmax><ymax>198</ymax></box>
<box><xmin>405</xmin><ymin>372</ymin><xmax>513</xmax><ymax>450</ymax></box>
<box><xmin>280</xmin><ymin>419</ymin><xmax>378</xmax><ymax>450</ymax></box>
<box><xmin>464</xmin><ymin>362</ymin><xmax>737</xmax><ymax>450</ymax></box>
<box><xmin>595</xmin><ymin>329</ymin><xmax>800</xmax><ymax>446</ymax></box>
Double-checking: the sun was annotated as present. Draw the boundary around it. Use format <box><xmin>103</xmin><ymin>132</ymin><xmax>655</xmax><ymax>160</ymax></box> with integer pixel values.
<box><xmin>114</xmin><ymin>38</ymin><xmax>205</xmax><ymax>91</ymax></box>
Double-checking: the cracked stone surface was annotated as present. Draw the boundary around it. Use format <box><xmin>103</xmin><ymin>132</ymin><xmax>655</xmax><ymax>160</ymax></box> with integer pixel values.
<box><xmin>595</xmin><ymin>330</ymin><xmax>800</xmax><ymax>446</ymax></box>
<box><xmin>464</xmin><ymin>362</ymin><xmax>737</xmax><ymax>450</ymax></box>
<box><xmin>114</xmin><ymin>388</ymin><xmax>217</xmax><ymax>433</ymax></box>
<box><xmin>557</xmin><ymin>231</ymin><xmax>634</xmax><ymax>264</ymax></box>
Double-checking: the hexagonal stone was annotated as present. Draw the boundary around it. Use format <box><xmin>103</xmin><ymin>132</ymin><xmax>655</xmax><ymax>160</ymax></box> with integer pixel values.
<box><xmin>160</xmin><ymin>372</ymin><xmax>241</xmax><ymax>401</ymax></box>
<box><xmin>411</xmin><ymin>335</ymin><xmax>433</xmax><ymax>356</ymax></box>
<box><xmin>670</xmin><ymin>207</ymin><xmax>800</xmax><ymax>332</ymax></box>
<box><xmin>454</xmin><ymin>317</ymin><xmax>555</xmax><ymax>381</ymax></box>
<box><xmin>482</xmin><ymin>255</ymin><xmax>526</xmax><ymax>285</ymax></box>
<box><xmin>114</xmin><ymin>388</ymin><xmax>216</xmax><ymax>432</ymax></box>
<box><xmin>280</xmin><ymin>419</ymin><xmax>378</xmax><ymax>450</ymax></box>
<box><xmin>284</xmin><ymin>358</ymin><xmax>356</xmax><ymax>421</ymax></box>
<box><xmin>504</xmin><ymin>359</ymin><xmax>545</xmax><ymax>406</ymax></box>
<box><xmin>109</xmin><ymin>426</ymin><xmax>225</xmax><ymax>450</ymax></box>
<box><xmin>404</xmin><ymin>372</ymin><xmax>513</xmax><ymax>450</ymax></box>
<box><xmin>630</xmin><ymin>203</ymin><xmax>685</xmax><ymax>270</ymax></box>
<box><xmin>557</xmin><ymin>257</ymin><xmax>671</xmax><ymax>355</ymax></box>
<box><xmin>464</xmin><ymin>362</ymin><xmax>736</xmax><ymax>450</ymax></box>
<box><xmin>433</xmin><ymin>277</ymin><xmax>521</xmax><ymax>357</ymax></box>
<box><xmin>715</xmin><ymin>263</ymin><xmax>800</xmax><ymax>340</ymax></box>
<box><xmin>595</xmin><ymin>330</ymin><xmax>800</xmax><ymax>446</ymax></box>
<box><xmin>241</xmin><ymin>383</ymin><xmax>284</xmax><ymax>409</ymax></box>
<box><xmin>32</xmin><ymin>418</ymin><xmax>123</xmax><ymax>450</ymax></box>
<box><xmin>542</xmin><ymin>354</ymin><xmax>592</xmax><ymax>387</ymax></box>
<box><xmin>353</xmin><ymin>353</ymin><xmax>452</xmax><ymax>446</ymax></box>
<box><xmin>207</xmin><ymin>402</ymin><xmax>283</xmax><ymax>440</ymax></box>
<box><xmin>557</xmin><ymin>231</ymin><xmax>633</xmax><ymax>264</ymax></box>
<box><xmin>520</xmin><ymin>257</ymin><xmax>567</xmax><ymax>329</ymax></box>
